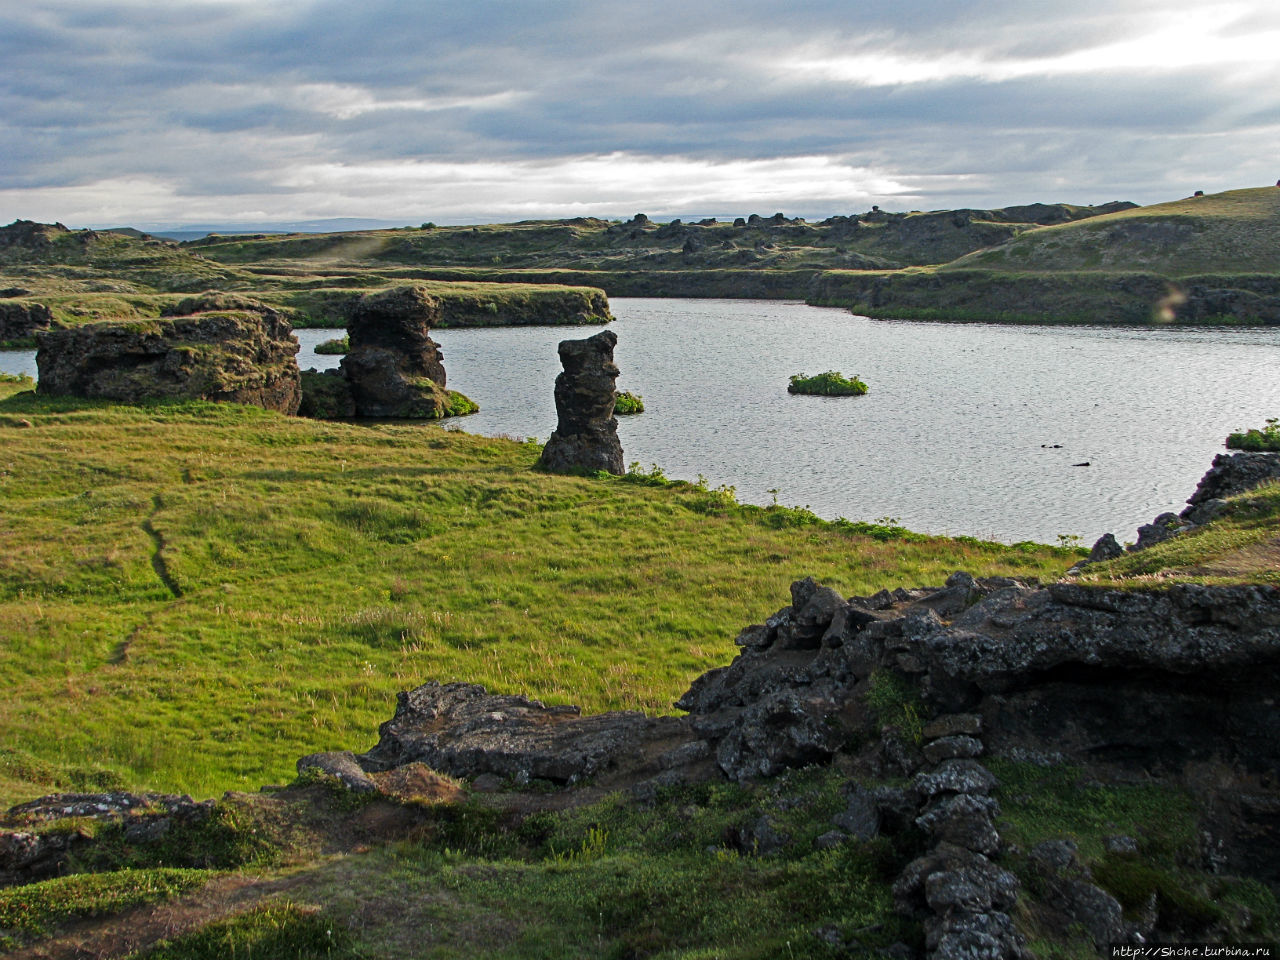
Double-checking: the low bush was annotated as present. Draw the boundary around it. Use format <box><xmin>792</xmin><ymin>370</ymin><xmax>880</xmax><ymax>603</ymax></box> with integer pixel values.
<box><xmin>313</xmin><ymin>336</ymin><xmax>349</xmax><ymax>355</ymax></box>
<box><xmin>614</xmin><ymin>390</ymin><xmax>644</xmax><ymax>414</ymax></box>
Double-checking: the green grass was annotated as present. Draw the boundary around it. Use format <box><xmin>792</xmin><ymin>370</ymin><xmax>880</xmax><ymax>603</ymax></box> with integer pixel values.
<box><xmin>126</xmin><ymin>901</ymin><xmax>357</xmax><ymax>960</ymax></box>
<box><xmin>0</xmin><ymin>392</ymin><xmax>1075</xmax><ymax>805</ymax></box>
<box><xmin>787</xmin><ymin>371</ymin><xmax>869</xmax><ymax>396</ymax></box>
<box><xmin>299</xmin><ymin>768</ymin><xmax>919</xmax><ymax>959</ymax></box>
<box><xmin>0</xmin><ymin>868</ymin><xmax>215</xmax><ymax>949</ymax></box>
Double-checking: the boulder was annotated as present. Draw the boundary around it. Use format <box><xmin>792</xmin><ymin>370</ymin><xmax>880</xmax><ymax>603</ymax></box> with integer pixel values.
<box><xmin>537</xmin><ymin>329</ymin><xmax>625</xmax><ymax>474</ymax></box>
<box><xmin>1087</xmin><ymin>532</ymin><xmax>1124</xmax><ymax>563</ymax></box>
<box><xmin>1182</xmin><ymin>451</ymin><xmax>1280</xmax><ymax>516</ymax></box>
<box><xmin>358</xmin><ymin>681</ymin><xmax>688</xmax><ymax>786</ymax></box>
<box><xmin>35</xmin><ymin>311</ymin><xmax>302</xmax><ymax>414</ymax></box>
<box><xmin>0</xmin><ymin>299</ymin><xmax>53</xmax><ymax>342</ymax></box>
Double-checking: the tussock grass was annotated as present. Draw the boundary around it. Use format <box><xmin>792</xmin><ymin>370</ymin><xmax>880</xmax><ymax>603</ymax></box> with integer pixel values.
<box><xmin>0</xmin><ymin>392</ymin><xmax>1073</xmax><ymax>804</ymax></box>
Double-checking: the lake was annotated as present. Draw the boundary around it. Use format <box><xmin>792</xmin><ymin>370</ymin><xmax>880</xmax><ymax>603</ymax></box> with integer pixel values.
<box><xmin>7</xmin><ymin>297</ymin><xmax>1280</xmax><ymax>544</ymax></box>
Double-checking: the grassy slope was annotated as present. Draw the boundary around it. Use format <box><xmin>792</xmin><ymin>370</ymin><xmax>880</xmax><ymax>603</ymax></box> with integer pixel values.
<box><xmin>948</xmin><ymin>186</ymin><xmax>1280</xmax><ymax>276</ymax></box>
<box><xmin>0</xmin><ymin>381</ymin><xmax>1074</xmax><ymax>805</ymax></box>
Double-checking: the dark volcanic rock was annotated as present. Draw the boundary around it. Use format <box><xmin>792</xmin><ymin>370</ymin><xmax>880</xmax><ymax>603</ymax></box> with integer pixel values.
<box><xmin>339</xmin><ymin>286</ymin><xmax>461</xmax><ymax>418</ymax></box>
<box><xmin>358</xmin><ymin>681</ymin><xmax>688</xmax><ymax>786</ymax></box>
<box><xmin>1182</xmin><ymin>451</ymin><xmax>1280</xmax><ymax>516</ymax></box>
<box><xmin>0</xmin><ymin>299</ymin><xmax>53</xmax><ymax>341</ymax></box>
<box><xmin>1</xmin><ymin>792</ymin><xmax>214</xmax><ymax>886</ymax></box>
<box><xmin>36</xmin><ymin>311</ymin><xmax>302</xmax><ymax>413</ymax></box>
<box><xmin>297</xmin><ymin>750</ymin><xmax>378</xmax><ymax>793</ymax></box>
<box><xmin>346</xmin><ymin>286</ymin><xmax>446</xmax><ymax>387</ymax></box>
<box><xmin>537</xmin><ymin>329</ymin><xmax>625</xmax><ymax>474</ymax></box>
<box><xmin>1087</xmin><ymin>532</ymin><xmax>1124</xmax><ymax>563</ymax></box>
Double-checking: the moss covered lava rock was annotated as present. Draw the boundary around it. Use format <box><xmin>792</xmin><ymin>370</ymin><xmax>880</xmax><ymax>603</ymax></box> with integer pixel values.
<box><xmin>35</xmin><ymin>311</ymin><xmax>302</xmax><ymax>413</ymax></box>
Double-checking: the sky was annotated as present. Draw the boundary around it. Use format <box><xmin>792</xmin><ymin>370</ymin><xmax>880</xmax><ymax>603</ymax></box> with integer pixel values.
<box><xmin>1</xmin><ymin>0</ymin><xmax>1278</xmax><ymax>228</ymax></box>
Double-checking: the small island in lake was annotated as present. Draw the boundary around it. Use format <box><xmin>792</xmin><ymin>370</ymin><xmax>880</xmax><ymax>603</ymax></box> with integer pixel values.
<box><xmin>788</xmin><ymin>370</ymin><xmax>869</xmax><ymax>396</ymax></box>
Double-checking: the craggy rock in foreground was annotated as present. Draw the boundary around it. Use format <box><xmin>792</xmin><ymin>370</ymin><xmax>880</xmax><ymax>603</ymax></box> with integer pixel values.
<box><xmin>36</xmin><ymin>311</ymin><xmax>302</xmax><ymax>413</ymax></box>
<box><xmin>337</xmin><ymin>285</ymin><xmax>460</xmax><ymax>418</ymax></box>
<box><xmin>355</xmin><ymin>681</ymin><xmax>702</xmax><ymax>792</ymax></box>
<box><xmin>537</xmin><ymin>329</ymin><xmax>625</xmax><ymax>474</ymax></box>
<box><xmin>343</xmin><ymin>569</ymin><xmax>1280</xmax><ymax>883</ymax></box>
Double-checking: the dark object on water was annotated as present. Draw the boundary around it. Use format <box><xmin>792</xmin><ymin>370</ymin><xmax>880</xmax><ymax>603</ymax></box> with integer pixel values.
<box><xmin>1072</xmin><ymin>461</ymin><xmax>1091</xmax><ymax>467</ymax></box>
<box><xmin>1041</xmin><ymin>443</ymin><xmax>1063</xmax><ymax>448</ymax></box>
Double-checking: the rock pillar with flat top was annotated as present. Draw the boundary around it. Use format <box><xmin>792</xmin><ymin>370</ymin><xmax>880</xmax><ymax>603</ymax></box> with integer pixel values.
<box><xmin>537</xmin><ymin>329</ymin><xmax>625</xmax><ymax>474</ymax></box>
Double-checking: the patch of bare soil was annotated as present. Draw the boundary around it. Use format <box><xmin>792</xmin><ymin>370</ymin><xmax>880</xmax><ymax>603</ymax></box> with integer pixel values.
<box><xmin>1185</xmin><ymin>534</ymin><xmax>1280</xmax><ymax>578</ymax></box>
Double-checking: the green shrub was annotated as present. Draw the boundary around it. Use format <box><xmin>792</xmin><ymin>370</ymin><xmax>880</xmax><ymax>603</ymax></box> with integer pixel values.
<box><xmin>614</xmin><ymin>390</ymin><xmax>645</xmax><ymax>414</ymax></box>
<box><xmin>1227</xmin><ymin>418</ymin><xmax>1280</xmax><ymax>451</ymax></box>
<box><xmin>788</xmin><ymin>371</ymin><xmax>868</xmax><ymax>396</ymax></box>
<box><xmin>312</xmin><ymin>336</ymin><xmax>349</xmax><ymax>355</ymax></box>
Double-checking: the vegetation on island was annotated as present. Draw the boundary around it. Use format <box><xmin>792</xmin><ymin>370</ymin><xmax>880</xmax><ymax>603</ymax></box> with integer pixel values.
<box><xmin>313</xmin><ymin>335</ymin><xmax>349</xmax><ymax>355</ymax></box>
<box><xmin>787</xmin><ymin>370</ymin><xmax>869</xmax><ymax>396</ymax></box>
<box><xmin>1227</xmin><ymin>418</ymin><xmax>1280</xmax><ymax>452</ymax></box>
<box><xmin>613</xmin><ymin>390</ymin><xmax>644</xmax><ymax>414</ymax></box>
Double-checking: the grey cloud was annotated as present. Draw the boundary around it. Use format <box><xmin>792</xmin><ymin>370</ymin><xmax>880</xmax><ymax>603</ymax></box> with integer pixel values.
<box><xmin>2</xmin><ymin>0</ymin><xmax>1277</xmax><ymax>222</ymax></box>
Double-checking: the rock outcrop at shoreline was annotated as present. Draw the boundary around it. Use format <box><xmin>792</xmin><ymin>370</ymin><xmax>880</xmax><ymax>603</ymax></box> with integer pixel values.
<box><xmin>1084</xmin><ymin>450</ymin><xmax>1280</xmax><ymax>562</ymax></box>
<box><xmin>537</xmin><ymin>329</ymin><xmax>625</xmax><ymax>474</ymax></box>
<box><xmin>35</xmin><ymin>310</ymin><xmax>302</xmax><ymax>413</ymax></box>
<box><xmin>298</xmin><ymin>285</ymin><xmax>476</xmax><ymax>419</ymax></box>
<box><xmin>339</xmin><ymin>285</ymin><xmax>453</xmax><ymax>418</ymax></box>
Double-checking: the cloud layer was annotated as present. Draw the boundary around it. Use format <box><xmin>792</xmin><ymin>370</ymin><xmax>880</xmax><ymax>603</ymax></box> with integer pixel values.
<box><xmin>2</xmin><ymin>0</ymin><xmax>1277</xmax><ymax>225</ymax></box>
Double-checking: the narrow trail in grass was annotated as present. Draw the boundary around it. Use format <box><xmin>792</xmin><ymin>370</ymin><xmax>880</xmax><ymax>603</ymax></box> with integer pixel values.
<box><xmin>141</xmin><ymin>494</ymin><xmax>182</xmax><ymax>600</ymax></box>
<box><xmin>4</xmin><ymin>873</ymin><xmax>271</xmax><ymax>960</ymax></box>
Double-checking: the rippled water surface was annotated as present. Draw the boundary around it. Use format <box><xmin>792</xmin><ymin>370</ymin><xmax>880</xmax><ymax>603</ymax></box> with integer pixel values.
<box><xmin>9</xmin><ymin>298</ymin><xmax>1280</xmax><ymax>544</ymax></box>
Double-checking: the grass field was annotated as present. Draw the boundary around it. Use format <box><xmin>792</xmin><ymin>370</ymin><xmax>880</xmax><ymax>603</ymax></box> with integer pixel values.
<box><xmin>0</xmin><ymin>379</ymin><xmax>1076</xmax><ymax>805</ymax></box>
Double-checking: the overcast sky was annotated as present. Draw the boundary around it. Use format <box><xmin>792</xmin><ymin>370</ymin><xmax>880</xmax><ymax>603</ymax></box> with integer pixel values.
<box><xmin>2</xmin><ymin>0</ymin><xmax>1278</xmax><ymax>227</ymax></box>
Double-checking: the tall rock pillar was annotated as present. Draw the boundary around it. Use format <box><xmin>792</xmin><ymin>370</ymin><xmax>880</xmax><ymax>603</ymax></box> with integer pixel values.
<box><xmin>537</xmin><ymin>329</ymin><xmax>625</xmax><ymax>475</ymax></box>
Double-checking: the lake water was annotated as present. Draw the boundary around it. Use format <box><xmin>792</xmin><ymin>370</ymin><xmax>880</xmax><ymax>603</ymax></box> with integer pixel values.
<box><xmin>8</xmin><ymin>298</ymin><xmax>1280</xmax><ymax>544</ymax></box>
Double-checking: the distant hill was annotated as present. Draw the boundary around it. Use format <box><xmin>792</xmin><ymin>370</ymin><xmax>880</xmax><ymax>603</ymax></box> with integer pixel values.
<box><xmin>810</xmin><ymin>186</ymin><xmax>1280</xmax><ymax>324</ymax></box>
<box><xmin>947</xmin><ymin>187</ymin><xmax>1280</xmax><ymax>276</ymax></box>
